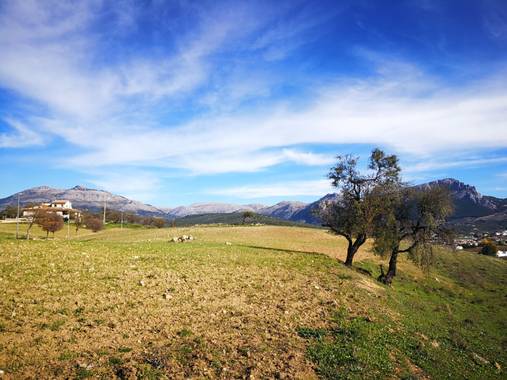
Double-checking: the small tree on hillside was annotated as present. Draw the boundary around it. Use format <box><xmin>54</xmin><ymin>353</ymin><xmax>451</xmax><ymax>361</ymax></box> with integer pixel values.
<box><xmin>38</xmin><ymin>212</ymin><xmax>64</xmax><ymax>239</ymax></box>
<box><xmin>86</xmin><ymin>215</ymin><xmax>103</xmax><ymax>232</ymax></box>
<box><xmin>373</xmin><ymin>186</ymin><xmax>453</xmax><ymax>285</ymax></box>
<box><xmin>75</xmin><ymin>213</ymin><xmax>83</xmax><ymax>234</ymax></box>
<box><xmin>242</xmin><ymin>211</ymin><xmax>255</xmax><ymax>224</ymax></box>
<box><xmin>152</xmin><ymin>217</ymin><xmax>166</xmax><ymax>228</ymax></box>
<box><xmin>320</xmin><ymin>148</ymin><xmax>401</xmax><ymax>266</ymax></box>
<box><xmin>480</xmin><ymin>240</ymin><xmax>498</xmax><ymax>257</ymax></box>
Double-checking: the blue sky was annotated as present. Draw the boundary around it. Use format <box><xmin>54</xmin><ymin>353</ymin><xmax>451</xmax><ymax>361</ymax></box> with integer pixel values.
<box><xmin>0</xmin><ymin>0</ymin><xmax>506</xmax><ymax>207</ymax></box>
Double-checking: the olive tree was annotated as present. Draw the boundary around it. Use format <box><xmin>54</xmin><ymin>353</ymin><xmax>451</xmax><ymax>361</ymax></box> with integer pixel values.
<box><xmin>38</xmin><ymin>212</ymin><xmax>64</xmax><ymax>239</ymax></box>
<box><xmin>85</xmin><ymin>215</ymin><xmax>103</xmax><ymax>232</ymax></box>
<box><xmin>242</xmin><ymin>211</ymin><xmax>255</xmax><ymax>224</ymax></box>
<box><xmin>320</xmin><ymin>148</ymin><xmax>401</xmax><ymax>266</ymax></box>
<box><xmin>373</xmin><ymin>185</ymin><xmax>453</xmax><ymax>284</ymax></box>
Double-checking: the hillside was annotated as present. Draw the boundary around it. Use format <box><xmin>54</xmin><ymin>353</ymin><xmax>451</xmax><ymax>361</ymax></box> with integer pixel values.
<box><xmin>171</xmin><ymin>212</ymin><xmax>316</xmax><ymax>227</ymax></box>
<box><xmin>0</xmin><ymin>224</ymin><xmax>505</xmax><ymax>378</ymax></box>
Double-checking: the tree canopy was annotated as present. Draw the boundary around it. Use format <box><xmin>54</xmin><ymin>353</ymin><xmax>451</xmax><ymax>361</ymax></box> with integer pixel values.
<box><xmin>320</xmin><ymin>148</ymin><xmax>401</xmax><ymax>266</ymax></box>
<box><xmin>373</xmin><ymin>185</ymin><xmax>454</xmax><ymax>284</ymax></box>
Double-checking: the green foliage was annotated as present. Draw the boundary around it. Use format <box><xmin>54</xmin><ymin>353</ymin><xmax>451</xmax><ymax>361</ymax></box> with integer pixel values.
<box><xmin>242</xmin><ymin>211</ymin><xmax>255</xmax><ymax>224</ymax></box>
<box><xmin>480</xmin><ymin>241</ymin><xmax>498</xmax><ymax>256</ymax></box>
<box><xmin>373</xmin><ymin>186</ymin><xmax>454</xmax><ymax>282</ymax></box>
<box><xmin>323</xmin><ymin>149</ymin><xmax>401</xmax><ymax>240</ymax></box>
<box><xmin>0</xmin><ymin>205</ymin><xmax>18</xmax><ymax>218</ymax></box>
<box><xmin>174</xmin><ymin>212</ymin><xmax>314</xmax><ymax>227</ymax></box>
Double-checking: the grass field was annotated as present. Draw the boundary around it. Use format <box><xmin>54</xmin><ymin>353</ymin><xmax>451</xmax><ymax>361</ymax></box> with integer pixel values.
<box><xmin>0</xmin><ymin>223</ymin><xmax>506</xmax><ymax>379</ymax></box>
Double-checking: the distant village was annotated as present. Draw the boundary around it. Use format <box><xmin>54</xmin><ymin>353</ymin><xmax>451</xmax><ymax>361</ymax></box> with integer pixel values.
<box><xmin>454</xmin><ymin>230</ymin><xmax>507</xmax><ymax>258</ymax></box>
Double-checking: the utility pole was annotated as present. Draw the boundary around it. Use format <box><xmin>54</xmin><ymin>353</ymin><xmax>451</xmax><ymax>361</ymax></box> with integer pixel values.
<box><xmin>103</xmin><ymin>196</ymin><xmax>107</xmax><ymax>224</ymax></box>
<box><xmin>15</xmin><ymin>194</ymin><xmax>20</xmax><ymax>239</ymax></box>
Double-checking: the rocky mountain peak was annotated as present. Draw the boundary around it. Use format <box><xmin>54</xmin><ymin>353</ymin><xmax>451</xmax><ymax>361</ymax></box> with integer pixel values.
<box><xmin>70</xmin><ymin>185</ymin><xmax>92</xmax><ymax>191</ymax></box>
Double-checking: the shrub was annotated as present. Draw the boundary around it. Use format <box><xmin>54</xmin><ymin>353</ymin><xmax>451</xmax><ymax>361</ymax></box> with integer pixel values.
<box><xmin>152</xmin><ymin>218</ymin><xmax>166</xmax><ymax>228</ymax></box>
<box><xmin>480</xmin><ymin>241</ymin><xmax>498</xmax><ymax>257</ymax></box>
<box><xmin>86</xmin><ymin>216</ymin><xmax>103</xmax><ymax>232</ymax></box>
<box><xmin>37</xmin><ymin>212</ymin><xmax>64</xmax><ymax>238</ymax></box>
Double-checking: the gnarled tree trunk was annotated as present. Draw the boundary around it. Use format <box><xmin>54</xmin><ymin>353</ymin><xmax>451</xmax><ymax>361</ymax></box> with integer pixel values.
<box><xmin>344</xmin><ymin>233</ymin><xmax>367</xmax><ymax>266</ymax></box>
<box><xmin>378</xmin><ymin>246</ymin><xmax>399</xmax><ymax>285</ymax></box>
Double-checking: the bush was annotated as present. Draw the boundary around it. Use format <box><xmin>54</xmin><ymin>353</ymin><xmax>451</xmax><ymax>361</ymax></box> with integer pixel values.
<box><xmin>480</xmin><ymin>241</ymin><xmax>498</xmax><ymax>257</ymax></box>
<box><xmin>86</xmin><ymin>216</ymin><xmax>103</xmax><ymax>232</ymax></box>
<box><xmin>37</xmin><ymin>212</ymin><xmax>64</xmax><ymax>238</ymax></box>
<box><xmin>152</xmin><ymin>218</ymin><xmax>166</xmax><ymax>228</ymax></box>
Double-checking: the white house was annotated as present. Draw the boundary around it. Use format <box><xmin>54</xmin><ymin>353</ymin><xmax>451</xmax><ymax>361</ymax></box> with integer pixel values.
<box><xmin>22</xmin><ymin>200</ymin><xmax>80</xmax><ymax>221</ymax></box>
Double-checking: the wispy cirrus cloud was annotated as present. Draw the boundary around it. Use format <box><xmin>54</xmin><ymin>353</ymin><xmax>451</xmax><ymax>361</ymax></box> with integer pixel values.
<box><xmin>0</xmin><ymin>118</ymin><xmax>45</xmax><ymax>148</ymax></box>
<box><xmin>58</xmin><ymin>67</ymin><xmax>507</xmax><ymax>174</ymax></box>
<box><xmin>404</xmin><ymin>156</ymin><xmax>507</xmax><ymax>173</ymax></box>
<box><xmin>210</xmin><ymin>179</ymin><xmax>333</xmax><ymax>198</ymax></box>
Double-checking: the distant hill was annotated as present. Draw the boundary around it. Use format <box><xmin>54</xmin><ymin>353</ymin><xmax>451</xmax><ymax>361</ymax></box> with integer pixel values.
<box><xmin>167</xmin><ymin>203</ymin><xmax>266</xmax><ymax>218</ymax></box>
<box><xmin>417</xmin><ymin>178</ymin><xmax>506</xmax><ymax>218</ymax></box>
<box><xmin>288</xmin><ymin>193</ymin><xmax>340</xmax><ymax>224</ymax></box>
<box><xmin>0</xmin><ymin>185</ymin><xmax>166</xmax><ymax>216</ymax></box>
<box><xmin>418</xmin><ymin>178</ymin><xmax>507</xmax><ymax>233</ymax></box>
<box><xmin>171</xmin><ymin>212</ymin><xmax>317</xmax><ymax>227</ymax></box>
<box><xmin>257</xmin><ymin>201</ymin><xmax>307</xmax><ymax>220</ymax></box>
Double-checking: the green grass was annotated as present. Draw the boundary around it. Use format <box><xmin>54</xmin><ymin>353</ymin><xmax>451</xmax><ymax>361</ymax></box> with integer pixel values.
<box><xmin>0</xmin><ymin>223</ymin><xmax>505</xmax><ymax>378</ymax></box>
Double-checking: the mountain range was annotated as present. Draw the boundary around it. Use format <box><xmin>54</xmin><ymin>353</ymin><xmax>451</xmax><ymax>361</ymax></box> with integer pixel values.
<box><xmin>1</xmin><ymin>179</ymin><xmax>506</xmax><ymax>232</ymax></box>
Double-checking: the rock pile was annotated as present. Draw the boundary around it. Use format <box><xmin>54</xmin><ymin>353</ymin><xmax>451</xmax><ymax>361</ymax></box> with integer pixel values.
<box><xmin>170</xmin><ymin>235</ymin><xmax>194</xmax><ymax>243</ymax></box>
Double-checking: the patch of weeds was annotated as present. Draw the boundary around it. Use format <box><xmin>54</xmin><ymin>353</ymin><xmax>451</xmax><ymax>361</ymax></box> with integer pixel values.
<box><xmin>75</xmin><ymin>367</ymin><xmax>93</xmax><ymax>379</ymax></box>
<box><xmin>48</xmin><ymin>319</ymin><xmax>65</xmax><ymax>331</ymax></box>
<box><xmin>297</xmin><ymin>327</ymin><xmax>327</xmax><ymax>339</ymax></box>
<box><xmin>177</xmin><ymin>328</ymin><xmax>192</xmax><ymax>337</ymax></box>
<box><xmin>210</xmin><ymin>358</ymin><xmax>223</xmax><ymax>376</ymax></box>
<box><xmin>300</xmin><ymin>309</ymin><xmax>394</xmax><ymax>379</ymax></box>
<box><xmin>108</xmin><ymin>356</ymin><xmax>123</xmax><ymax>366</ymax></box>
<box><xmin>137</xmin><ymin>363</ymin><xmax>168</xmax><ymax>380</ymax></box>
<box><xmin>73</xmin><ymin>306</ymin><xmax>85</xmax><ymax>316</ymax></box>
<box><xmin>354</xmin><ymin>260</ymin><xmax>378</xmax><ymax>277</ymax></box>
<box><xmin>58</xmin><ymin>351</ymin><xmax>76</xmax><ymax>361</ymax></box>
<box><xmin>0</xmin><ymin>322</ymin><xmax>6</xmax><ymax>332</ymax></box>
<box><xmin>118</xmin><ymin>346</ymin><xmax>132</xmax><ymax>353</ymax></box>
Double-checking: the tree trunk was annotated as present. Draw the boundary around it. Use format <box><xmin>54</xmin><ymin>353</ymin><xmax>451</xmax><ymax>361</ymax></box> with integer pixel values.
<box><xmin>46</xmin><ymin>230</ymin><xmax>49</xmax><ymax>239</ymax></box>
<box><xmin>378</xmin><ymin>247</ymin><xmax>399</xmax><ymax>285</ymax></box>
<box><xmin>344</xmin><ymin>233</ymin><xmax>367</xmax><ymax>266</ymax></box>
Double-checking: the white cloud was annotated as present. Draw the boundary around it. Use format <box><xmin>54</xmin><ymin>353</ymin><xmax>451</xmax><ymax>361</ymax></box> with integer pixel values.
<box><xmin>282</xmin><ymin>149</ymin><xmax>334</xmax><ymax>166</ymax></box>
<box><xmin>60</xmin><ymin>70</ymin><xmax>507</xmax><ymax>173</ymax></box>
<box><xmin>0</xmin><ymin>118</ymin><xmax>44</xmax><ymax>148</ymax></box>
<box><xmin>404</xmin><ymin>156</ymin><xmax>507</xmax><ymax>173</ymax></box>
<box><xmin>210</xmin><ymin>179</ymin><xmax>333</xmax><ymax>198</ymax></box>
<box><xmin>87</xmin><ymin>170</ymin><xmax>161</xmax><ymax>203</ymax></box>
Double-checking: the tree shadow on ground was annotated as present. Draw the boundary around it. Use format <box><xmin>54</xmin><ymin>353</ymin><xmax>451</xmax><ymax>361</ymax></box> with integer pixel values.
<box><xmin>238</xmin><ymin>244</ymin><xmax>376</xmax><ymax>278</ymax></box>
